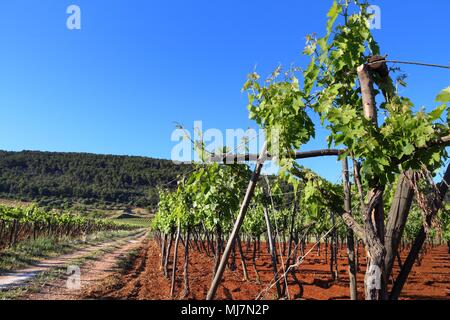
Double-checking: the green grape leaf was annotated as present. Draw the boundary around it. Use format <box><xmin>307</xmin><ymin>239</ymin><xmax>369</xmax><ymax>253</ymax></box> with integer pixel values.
<box><xmin>326</xmin><ymin>1</ymin><xmax>341</xmax><ymax>35</ymax></box>
<box><xmin>429</xmin><ymin>104</ymin><xmax>447</xmax><ymax>121</ymax></box>
<box><xmin>436</xmin><ymin>86</ymin><xmax>450</xmax><ymax>103</ymax></box>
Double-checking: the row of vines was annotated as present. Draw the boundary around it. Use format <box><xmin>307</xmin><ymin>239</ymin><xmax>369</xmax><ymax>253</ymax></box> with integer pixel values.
<box><xmin>152</xmin><ymin>0</ymin><xmax>450</xmax><ymax>300</ymax></box>
<box><xmin>0</xmin><ymin>205</ymin><xmax>139</xmax><ymax>249</ymax></box>
<box><xmin>152</xmin><ymin>164</ymin><xmax>450</xmax><ymax>299</ymax></box>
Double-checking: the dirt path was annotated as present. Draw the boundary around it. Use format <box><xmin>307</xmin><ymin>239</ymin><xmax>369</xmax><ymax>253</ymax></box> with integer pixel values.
<box><xmin>85</xmin><ymin>239</ymin><xmax>170</xmax><ymax>300</ymax></box>
<box><xmin>0</xmin><ymin>231</ymin><xmax>148</xmax><ymax>298</ymax></box>
<box><xmin>23</xmin><ymin>232</ymin><xmax>148</xmax><ymax>300</ymax></box>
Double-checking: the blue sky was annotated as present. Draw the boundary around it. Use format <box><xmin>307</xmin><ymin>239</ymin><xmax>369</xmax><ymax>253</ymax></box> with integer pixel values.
<box><xmin>0</xmin><ymin>0</ymin><xmax>449</xmax><ymax>182</ymax></box>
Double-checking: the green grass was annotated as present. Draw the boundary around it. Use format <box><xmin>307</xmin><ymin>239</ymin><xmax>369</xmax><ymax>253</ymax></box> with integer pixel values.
<box><xmin>111</xmin><ymin>217</ymin><xmax>152</xmax><ymax>228</ymax></box>
<box><xmin>0</xmin><ymin>229</ymin><xmax>144</xmax><ymax>273</ymax></box>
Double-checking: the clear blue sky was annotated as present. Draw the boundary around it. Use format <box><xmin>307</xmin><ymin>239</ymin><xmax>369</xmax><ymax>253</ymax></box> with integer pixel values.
<box><xmin>0</xmin><ymin>0</ymin><xmax>449</xmax><ymax>182</ymax></box>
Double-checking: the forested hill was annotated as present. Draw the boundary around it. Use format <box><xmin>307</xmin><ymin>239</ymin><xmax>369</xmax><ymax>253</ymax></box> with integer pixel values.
<box><xmin>0</xmin><ymin>150</ymin><xmax>448</xmax><ymax>210</ymax></box>
<box><xmin>0</xmin><ymin>150</ymin><xmax>192</xmax><ymax>209</ymax></box>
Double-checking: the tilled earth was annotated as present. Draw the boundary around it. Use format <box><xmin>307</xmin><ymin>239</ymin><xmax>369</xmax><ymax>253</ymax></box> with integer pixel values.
<box><xmin>85</xmin><ymin>240</ymin><xmax>450</xmax><ymax>300</ymax></box>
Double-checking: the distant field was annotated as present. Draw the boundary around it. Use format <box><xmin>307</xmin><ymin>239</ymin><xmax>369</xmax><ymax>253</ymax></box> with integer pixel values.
<box><xmin>112</xmin><ymin>217</ymin><xmax>153</xmax><ymax>228</ymax></box>
<box><xmin>0</xmin><ymin>198</ymin><xmax>32</xmax><ymax>208</ymax></box>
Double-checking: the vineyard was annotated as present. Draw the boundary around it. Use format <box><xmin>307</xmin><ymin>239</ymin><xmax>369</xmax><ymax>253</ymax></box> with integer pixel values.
<box><xmin>147</xmin><ymin>0</ymin><xmax>450</xmax><ymax>301</ymax></box>
<box><xmin>0</xmin><ymin>0</ymin><xmax>449</xmax><ymax>304</ymax></box>
<box><xmin>0</xmin><ymin>205</ymin><xmax>139</xmax><ymax>250</ymax></box>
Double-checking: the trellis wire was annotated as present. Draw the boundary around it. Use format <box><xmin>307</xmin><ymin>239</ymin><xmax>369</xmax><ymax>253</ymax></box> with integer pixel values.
<box><xmin>367</xmin><ymin>59</ymin><xmax>450</xmax><ymax>70</ymax></box>
<box><xmin>255</xmin><ymin>197</ymin><xmax>361</xmax><ymax>300</ymax></box>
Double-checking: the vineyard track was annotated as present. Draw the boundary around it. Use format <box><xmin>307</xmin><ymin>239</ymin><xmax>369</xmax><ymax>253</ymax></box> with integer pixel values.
<box><xmin>86</xmin><ymin>241</ymin><xmax>450</xmax><ymax>300</ymax></box>
<box><xmin>0</xmin><ymin>230</ymin><xmax>148</xmax><ymax>297</ymax></box>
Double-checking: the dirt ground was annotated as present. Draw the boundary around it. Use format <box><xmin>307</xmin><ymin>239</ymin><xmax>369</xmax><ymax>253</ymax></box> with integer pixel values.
<box><xmin>3</xmin><ymin>232</ymin><xmax>148</xmax><ymax>300</ymax></box>
<box><xmin>85</xmin><ymin>240</ymin><xmax>450</xmax><ymax>300</ymax></box>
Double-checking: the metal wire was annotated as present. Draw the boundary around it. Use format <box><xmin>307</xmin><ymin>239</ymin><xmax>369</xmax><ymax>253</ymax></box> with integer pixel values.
<box><xmin>255</xmin><ymin>197</ymin><xmax>362</xmax><ymax>300</ymax></box>
<box><xmin>367</xmin><ymin>59</ymin><xmax>450</xmax><ymax>70</ymax></box>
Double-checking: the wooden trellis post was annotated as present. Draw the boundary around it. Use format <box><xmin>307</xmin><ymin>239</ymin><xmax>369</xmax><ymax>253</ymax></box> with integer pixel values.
<box><xmin>206</xmin><ymin>143</ymin><xmax>267</xmax><ymax>300</ymax></box>
<box><xmin>342</xmin><ymin>157</ymin><xmax>357</xmax><ymax>300</ymax></box>
<box><xmin>263</xmin><ymin>207</ymin><xmax>282</xmax><ymax>299</ymax></box>
<box><xmin>206</xmin><ymin>148</ymin><xmax>345</xmax><ymax>300</ymax></box>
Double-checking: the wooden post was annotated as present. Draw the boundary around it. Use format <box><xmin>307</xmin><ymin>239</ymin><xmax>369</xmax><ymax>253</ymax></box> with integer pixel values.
<box><xmin>182</xmin><ymin>227</ymin><xmax>191</xmax><ymax>298</ymax></box>
<box><xmin>390</xmin><ymin>164</ymin><xmax>450</xmax><ymax>300</ymax></box>
<box><xmin>263</xmin><ymin>207</ymin><xmax>282</xmax><ymax>299</ymax></box>
<box><xmin>330</xmin><ymin>211</ymin><xmax>339</xmax><ymax>281</ymax></box>
<box><xmin>236</xmin><ymin>234</ymin><xmax>249</xmax><ymax>281</ymax></box>
<box><xmin>282</xmin><ymin>201</ymin><xmax>298</xmax><ymax>297</ymax></box>
<box><xmin>342</xmin><ymin>158</ymin><xmax>357</xmax><ymax>300</ymax></box>
<box><xmin>170</xmin><ymin>221</ymin><xmax>181</xmax><ymax>298</ymax></box>
<box><xmin>206</xmin><ymin>143</ymin><xmax>267</xmax><ymax>300</ymax></box>
<box><xmin>164</xmin><ymin>232</ymin><xmax>174</xmax><ymax>278</ymax></box>
<box><xmin>357</xmin><ymin>64</ymin><xmax>378</xmax><ymax>126</ymax></box>
<box><xmin>160</xmin><ymin>233</ymin><xmax>166</xmax><ymax>269</ymax></box>
<box><xmin>384</xmin><ymin>171</ymin><xmax>414</xmax><ymax>280</ymax></box>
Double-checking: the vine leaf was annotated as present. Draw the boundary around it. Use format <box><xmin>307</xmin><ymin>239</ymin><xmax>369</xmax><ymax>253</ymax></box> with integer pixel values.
<box><xmin>429</xmin><ymin>104</ymin><xmax>447</xmax><ymax>121</ymax></box>
<box><xmin>326</xmin><ymin>0</ymin><xmax>341</xmax><ymax>35</ymax></box>
<box><xmin>436</xmin><ymin>86</ymin><xmax>450</xmax><ymax>103</ymax></box>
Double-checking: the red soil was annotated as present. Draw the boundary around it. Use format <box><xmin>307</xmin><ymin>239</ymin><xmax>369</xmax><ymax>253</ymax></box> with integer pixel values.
<box><xmin>86</xmin><ymin>240</ymin><xmax>450</xmax><ymax>300</ymax></box>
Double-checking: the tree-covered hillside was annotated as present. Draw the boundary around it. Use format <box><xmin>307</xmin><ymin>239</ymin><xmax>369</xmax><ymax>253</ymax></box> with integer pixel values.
<box><xmin>0</xmin><ymin>150</ymin><xmax>192</xmax><ymax>209</ymax></box>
